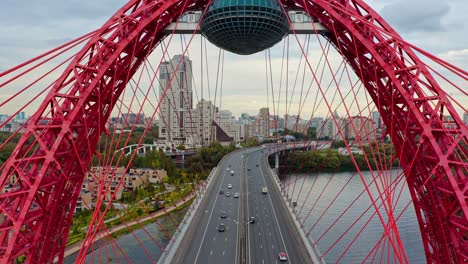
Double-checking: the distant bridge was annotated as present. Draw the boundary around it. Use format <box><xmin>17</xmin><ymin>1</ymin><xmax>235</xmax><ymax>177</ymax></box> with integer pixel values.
<box><xmin>115</xmin><ymin>143</ymin><xmax>196</xmax><ymax>157</ymax></box>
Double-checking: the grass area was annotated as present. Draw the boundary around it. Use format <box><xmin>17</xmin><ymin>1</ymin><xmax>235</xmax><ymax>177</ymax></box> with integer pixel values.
<box><xmin>109</xmin><ymin>197</ymin><xmax>194</xmax><ymax>239</ymax></box>
<box><xmin>66</xmin><ymin>191</ymin><xmax>195</xmax><ymax>248</ymax></box>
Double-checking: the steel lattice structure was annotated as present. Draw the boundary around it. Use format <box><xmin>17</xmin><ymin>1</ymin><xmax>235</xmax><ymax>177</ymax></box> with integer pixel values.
<box><xmin>0</xmin><ymin>0</ymin><xmax>466</xmax><ymax>263</ymax></box>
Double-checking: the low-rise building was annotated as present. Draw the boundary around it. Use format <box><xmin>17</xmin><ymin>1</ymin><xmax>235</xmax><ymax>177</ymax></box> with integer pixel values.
<box><xmin>76</xmin><ymin>166</ymin><xmax>167</xmax><ymax>214</ymax></box>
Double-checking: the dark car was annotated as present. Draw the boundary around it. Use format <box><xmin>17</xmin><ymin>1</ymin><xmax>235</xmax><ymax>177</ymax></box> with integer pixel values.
<box><xmin>220</xmin><ymin>212</ymin><xmax>227</xmax><ymax>218</ymax></box>
<box><xmin>219</xmin><ymin>189</ymin><xmax>224</xmax><ymax>194</ymax></box>
<box><xmin>249</xmin><ymin>217</ymin><xmax>255</xmax><ymax>223</ymax></box>
<box><xmin>218</xmin><ymin>223</ymin><xmax>226</xmax><ymax>232</ymax></box>
<box><xmin>256</xmin><ymin>164</ymin><xmax>259</xmax><ymax>167</ymax></box>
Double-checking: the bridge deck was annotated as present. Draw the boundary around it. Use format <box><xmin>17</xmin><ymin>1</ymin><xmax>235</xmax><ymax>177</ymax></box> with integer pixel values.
<box><xmin>168</xmin><ymin>146</ymin><xmax>321</xmax><ymax>263</ymax></box>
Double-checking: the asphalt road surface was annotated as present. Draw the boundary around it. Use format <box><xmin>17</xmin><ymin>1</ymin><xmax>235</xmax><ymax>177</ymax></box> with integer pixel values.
<box><xmin>171</xmin><ymin>147</ymin><xmax>313</xmax><ymax>264</ymax></box>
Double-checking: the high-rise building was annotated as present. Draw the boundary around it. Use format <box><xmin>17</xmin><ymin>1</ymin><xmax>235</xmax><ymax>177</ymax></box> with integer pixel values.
<box><xmin>318</xmin><ymin>112</ymin><xmax>346</xmax><ymax>140</ymax></box>
<box><xmin>158</xmin><ymin>55</ymin><xmax>193</xmax><ymax>146</ymax></box>
<box><xmin>284</xmin><ymin>114</ymin><xmax>308</xmax><ymax>135</ymax></box>
<box><xmin>216</xmin><ymin>110</ymin><xmax>239</xmax><ymax>142</ymax></box>
<box><xmin>16</xmin><ymin>112</ymin><xmax>26</xmax><ymax>121</ymax></box>
<box><xmin>310</xmin><ymin>117</ymin><xmax>324</xmax><ymax>129</ymax></box>
<box><xmin>345</xmin><ymin>116</ymin><xmax>375</xmax><ymax>142</ymax></box>
<box><xmin>371</xmin><ymin>111</ymin><xmax>382</xmax><ymax>128</ymax></box>
<box><xmin>254</xmin><ymin>107</ymin><xmax>270</xmax><ymax>139</ymax></box>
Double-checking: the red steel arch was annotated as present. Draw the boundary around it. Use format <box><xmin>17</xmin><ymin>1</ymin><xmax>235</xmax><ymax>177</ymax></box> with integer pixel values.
<box><xmin>0</xmin><ymin>0</ymin><xmax>466</xmax><ymax>263</ymax></box>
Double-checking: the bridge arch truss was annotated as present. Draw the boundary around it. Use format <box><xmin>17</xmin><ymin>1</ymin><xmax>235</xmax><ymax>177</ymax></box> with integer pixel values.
<box><xmin>0</xmin><ymin>0</ymin><xmax>466</xmax><ymax>263</ymax></box>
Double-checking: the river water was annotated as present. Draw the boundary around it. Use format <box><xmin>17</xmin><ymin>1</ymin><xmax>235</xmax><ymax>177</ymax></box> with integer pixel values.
<box><xmin>284</xmin><ymin>170</ymin><xmax>426</xmax><ymax>263</ymax></box>
<box><xmin>64</xmin><ymin>208</ymin><xmax>188</xmax><ymax>263</ymax></box>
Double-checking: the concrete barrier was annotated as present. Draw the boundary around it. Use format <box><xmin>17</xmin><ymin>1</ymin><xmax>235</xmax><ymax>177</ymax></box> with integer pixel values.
<box><xmin>158</xmin><ymin>166</ymin><xmax>218</xmax><ymax>264</ymax></box>
<box><xmin>268</xmin><ymin>168</ymin><xmax>327</xmax><ymax>264</ymax></box>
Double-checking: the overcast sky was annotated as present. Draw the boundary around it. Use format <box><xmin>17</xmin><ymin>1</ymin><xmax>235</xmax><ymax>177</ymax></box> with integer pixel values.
<box><xmin>0</xmin><ymin>0</ymin><xmax>466</xmax><ymax>118</ymax></box>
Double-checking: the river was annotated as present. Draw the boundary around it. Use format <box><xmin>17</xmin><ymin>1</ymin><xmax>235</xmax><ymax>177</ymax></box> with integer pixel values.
<box><xmin>284</xmin><ymin>170</ymin><xmax>426</xmax><ymax>263</ymax></box>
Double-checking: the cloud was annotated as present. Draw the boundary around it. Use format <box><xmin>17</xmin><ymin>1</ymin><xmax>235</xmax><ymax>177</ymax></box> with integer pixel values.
<box><xmin>439</xmin><ymin>48</ymin><xmax>468</xmax><ymax>58</ymax></box>
<box><xmin>379</xmin><ymin>0</ymin><xmax>450</xmax><ymax>33</ymax></box>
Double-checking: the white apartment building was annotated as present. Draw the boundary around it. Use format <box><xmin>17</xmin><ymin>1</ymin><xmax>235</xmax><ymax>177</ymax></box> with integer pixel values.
<box><xmin>318</xmin><ymin>112</ymin><xmax>346</xmax><ymax>140</ymax></box>
<box><xmin>216</xmin><ymin>110</ymin><xmax>240</xmax><ymax>142</ymax></box>
<box><xmin>159</xmin><ymin>55</ymin><xmax>194</xmax><ymax>146</ymax></box>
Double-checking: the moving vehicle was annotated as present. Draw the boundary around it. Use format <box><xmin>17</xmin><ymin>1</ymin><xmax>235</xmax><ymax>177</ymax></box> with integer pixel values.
<box><xmin>279</xmin><ymin>252</ymin><xmax>288</xmax><ymax>261</ymax></box>
<box><xmin>226</xmin><ymin>192</ymin><xmax>230</xmax><ymax>197</ymax></box>
<box><xmin>249</xmin><ymin>217</ymin><xmax>255</xmax><ymax>223</ymax></box>
<box><xmin>218</xmin><ymin>223</ymin><xmax>225</xmax><ymax>232</ymax></box>
<box><xmin>230</xmin><ymin>170</ymin><xmax>234</xmax><ymax>176</ymax></box>
<box><xmin>262</xmin><ymin>187</ymin><xmax>268</xmax><ymax>194</ymax></box>
<box><xmin>227</xmin><ymin>184</ymin><xmax>232</xmax><ymax>189</ymax></box>
<box><xmin>219</xmin><ymin>189</ymin><xmax>224</xmax><ymax>194</ymax></box>
<box><xmin>234</xmin><ymin>192</ymin><xmax>239</xmax><ymax>198</ymax></box>
<box><xmin>220</xmin><ymin>212</ymin><xmax>227</xmax><ymax>218</ymax></box>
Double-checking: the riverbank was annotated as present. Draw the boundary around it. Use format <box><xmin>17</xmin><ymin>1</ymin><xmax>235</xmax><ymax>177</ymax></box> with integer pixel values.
<box><xmin>61</xmin><ymin>192</ymin><xmax>196</xmax><ymax>261</ymax></box>
<box><xmin>284</xmin><ymin>146</ymin><xmax>399</xmax><ymax>173</ymax></box>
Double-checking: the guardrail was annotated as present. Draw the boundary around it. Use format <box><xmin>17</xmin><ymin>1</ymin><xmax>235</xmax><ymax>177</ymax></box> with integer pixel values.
<box><xmin>158</xmin><ymin>166</ymin><xmax>218</xmax><ymax>263</ymax></box>
<box><xmin>268</xmin><ymin>167</ymin><xmax>327</xmax><ymax>264</ymax></box>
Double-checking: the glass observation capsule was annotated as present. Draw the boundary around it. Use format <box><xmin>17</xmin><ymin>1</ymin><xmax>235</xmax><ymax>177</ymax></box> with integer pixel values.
<box><xmin>200</xmin><ymin>0</ymin><xmax>289</xmax><ymax>55</ymax></box>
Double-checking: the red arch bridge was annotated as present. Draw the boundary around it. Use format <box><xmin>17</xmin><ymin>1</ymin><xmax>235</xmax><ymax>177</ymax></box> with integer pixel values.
<box><xmin>0</xmin><ymin>0</ymin><xmax>467</xmax><ymax>263</ymax></box>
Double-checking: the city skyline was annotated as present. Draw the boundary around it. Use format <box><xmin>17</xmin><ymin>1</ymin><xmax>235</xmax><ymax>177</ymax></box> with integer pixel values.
<box><xmin>0</xmin><ymin>1</ymin><xmax>467</xmax><ymax>119</ymax></box>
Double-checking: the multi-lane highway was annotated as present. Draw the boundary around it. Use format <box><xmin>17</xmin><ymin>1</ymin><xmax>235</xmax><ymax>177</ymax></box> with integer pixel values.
<box><xmin>171</xmin><ymin>146</ymin><xmax>313</xmax><ymax>264</ymax></box>
<box><xmin>246</xmin><ymin>147</ymin><xmax>313</xmax><ymax>264</ymax></box>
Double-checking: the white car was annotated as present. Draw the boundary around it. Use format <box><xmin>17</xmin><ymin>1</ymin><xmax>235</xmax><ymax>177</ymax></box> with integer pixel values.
<box><xmin>279</xmin><ymin>252</ymin><xmax>288</xmax><ymax>261</ymax></box>
<box><xmin>227</xmin><ymin>184</ymin><xmax>232</xmax><ymax>189</ymax></box>
<box><xmin>234</xmin><ymin>192</ymin><xmax>239</xmax><ymax>198</ymax></box>
<box><xmin>226</xmin><ymin>168</ymin><xmax>230</xmax><ymax>171</ymax></box>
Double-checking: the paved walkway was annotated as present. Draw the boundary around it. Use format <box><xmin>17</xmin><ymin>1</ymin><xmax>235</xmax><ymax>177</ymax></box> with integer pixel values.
<box><xmin>62</xmin><ymin>192</ymin><xmax>197</xmax><ymax>259</ymax></box>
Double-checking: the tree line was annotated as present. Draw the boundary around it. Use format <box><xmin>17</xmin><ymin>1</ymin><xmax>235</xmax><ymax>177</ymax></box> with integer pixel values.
<box><xmin>285</xmin><ymin>141</ymin><xmax>399</xmax><ymax>173</ymax></box>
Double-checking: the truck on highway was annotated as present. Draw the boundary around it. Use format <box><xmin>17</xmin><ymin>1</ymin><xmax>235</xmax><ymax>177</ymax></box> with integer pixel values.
<box><xmin>262</xmin><ymin>187</ymin><xmax>268</xmax><ymax>194</ymax></box>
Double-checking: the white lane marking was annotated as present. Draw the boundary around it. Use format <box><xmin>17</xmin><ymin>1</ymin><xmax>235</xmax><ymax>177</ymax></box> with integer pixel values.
<box><xmin>270</xmin><ymin>232</ymin><xmax>272</xmax><ymax>237</ymax></box>
<box><xmin>272</xmin><ymin>244</ymin><xmax>274</xmax><ymax>249</ymax></box>
<box><xmin>210</xmin><ymin>250</ymin><xmax>213</xmax><ymax>255</ymax></box>
<box><xmin>258</xmin><ymin>155</ymin><xmax>291</xmax><ymax>262</ymax></box>
<box><xmin>260</xmin><ymin>244</ymin><xmax>262</xmax><ymax>249</ymax></box>
<box><xmin>225</xmin><ymin>237</ymin><xmax>227</xmax><ymax>241</ymax></box>
<box><xmin>235</xmin><ymin>152</ymin><xmax>243</xmax><ymax>264</ymax></box>
<box><xmin>213</xmin><ymin>237</ymin><xmax>216</xmax><ymax>241</ymax></box>
<box><xmin>246</xmin><ymin>151</ymin><xmax>251</xmax><ymax>264</ymax></box>
<box><xmin>223</xmin><ymin>250</ymin><xmax>225</xmax><ymax>256</ymax></box>
<box><xmin>194</xmin><ymin>168</ymin><xmax>229</xmax><ymax>264</ymax></box>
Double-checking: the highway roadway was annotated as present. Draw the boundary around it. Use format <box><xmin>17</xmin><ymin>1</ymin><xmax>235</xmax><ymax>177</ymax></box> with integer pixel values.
<box><xmin>246</xmin><ymin>147</ymin><xmax>313</xmax><ymax>264</ymax></box>
<box><xmin>171</xmin><ymin>146</ymin><xmax>313</xmax><ymax>264</ymax></box>
<box><xmin>171</xmin><ymin>150</ymin><xmax>243</xmax><ymax>264</ymax></box>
